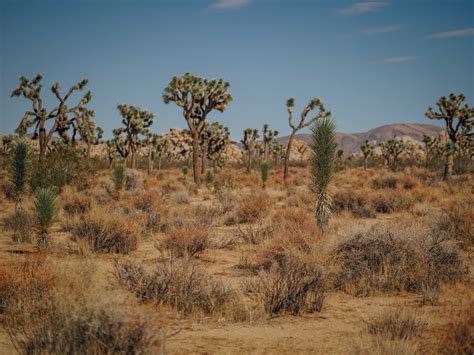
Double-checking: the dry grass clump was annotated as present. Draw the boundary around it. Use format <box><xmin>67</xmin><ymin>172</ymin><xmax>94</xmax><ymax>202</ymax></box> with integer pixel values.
<box><xmin>70</xmin><ymin>209</ymin><xmax>140</xmax><ymax>254</ymax></box>
<box><xmin>216</xmin><ymin>191</ymin><xmax>238</xmax><ymax>214</ymax></box>
<box><xmin>245</xmin><ymin>256</ymin><xmax>325</xmax><ymax>316</ymax></box>
<box><xmin>366</xmin><ymin>309</ymin><xmax>426</xmax><ymax>340</ymax></box>
<box><xmin>173</xmin><ymin>191</ymin><xmax>191</xmax><ymax>204</ymax></box>
<box><xmin>2</xmin><ymin>208</ymin><xmax>34</xmax><ymax>243</ymax></box>
<box><xmin>114</xmin><ymin>259</ymin><xmax>240</xmax><ymax>318</ymax></box>
<box><xmin>60</xmin><ymin>188</ymin><xmax>93</xmax><ymax>215</ymax></box>
<box><xmin>125</xmin><ymin>169</ymin><xmax>143</xmax><ymax>191</ymax></box>
<box><xmin>371</xmin><ymin>175</ymin><xmax>399</xmax><ymax>189</ymax></box>
<box><xmin>334</xmin><ymin>223</ymin><xmax>467</xmax><ymax>297</ymax></box>
<box><xmin>237</xmin><ymin>191</ymin><xmax>272</xmax><ymax>223</ymax></box>
<box><xmin>160</xmin><ymin>224</ymin><xmax>210</xmax><ymax>257</ymax></box>
<box><xmin>235</xmin><ymin>224</ymin><xmax>272</xmax><ymax>245</ymax></box>
<box><xmin>371</xmin><ymin>191</ymin><xmax>416</xmax><ymax>214</ymax></box>
<box><xmin>257</xmin><ymin>209</ymin><xmax>321</xmax><ymax>268</ymax></box>
<box><xmin>332</xmin><ymin>190</ymin><xmax>375</xmax><ymax>217</ymax></box>
<box><xmin>10</xmin><ymin>305</ymin><xmax>154</xmax><ymax>354</ymax></box>
<box><xmin>128</xmin><ymin>190</ymin><xmax>169</xmax><ymax>232</ymax></box>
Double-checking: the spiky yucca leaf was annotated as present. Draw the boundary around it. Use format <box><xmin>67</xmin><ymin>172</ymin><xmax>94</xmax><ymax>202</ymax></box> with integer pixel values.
<box><xmin>311</xmin><ymin>117</ymin><xmax>337</xmax><ymax>231</ymax></box>
<box><xmin>9</xmin><ymin>140</ymin><xmax>29</xmax><ymax>201</ymax></box>
<box><xmin>261</xmin><ymin>160</ymin><xmax>269</xmax><ymax>188</ymax></box>
<box><xmin>114</xmin><ymin>164</ymin><xmax>126</xmax><ymax>192</ymax></box>
<box><xmin>34</xmin><ymin>187</ymin><xmax>57</xmax><ymax>229</ymax></box>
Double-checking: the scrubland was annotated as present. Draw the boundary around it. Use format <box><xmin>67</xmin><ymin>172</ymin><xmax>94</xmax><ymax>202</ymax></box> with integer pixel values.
<box><xmin>0</xmin><ymin>165</ymin><xmax>472</xmax><ymax>354</ymax></box>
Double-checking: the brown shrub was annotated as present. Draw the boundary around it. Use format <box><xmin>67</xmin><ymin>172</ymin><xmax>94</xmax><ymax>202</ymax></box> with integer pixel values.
<box><xmin>332</xmin><ymin>190</ymin><xmax>369</xmax><ymax>213</ymax></box>
<box><xmin>334</xmin><ymin>223</ymin><xmax>467</xmax><ymax>297</ymax></box>
<box><xmin>438</xmin><ymin>303</ymin><xmax>474</xmax><ymax>355</ymax></box>
<box><xmin>216</xmin><ymin>191</ymin><xmax>238</xmax><ymax>214</ymax></box>
<box><xmin>61</xmin><ymin>189</ymin><xmax>93</xmax><ymax>215</ymax></box>
<box><xmin>435</xmin><ymin>200</ymin><xmax>474</xmax><ymax>245</ymax></box>
<box><xmin>235</xmin><ymin>224</ymin><xmax>272</xmax><ymax>245</ymax></box>
<box><xmin>114</xmin><ymin>259</ymin><xmax>240</xmax><ymax>318</ymax></box>
<box><xmin>70</xmin><ymin>210</ymin><xmax>140</xmax><ymax>254</ymax></box>
<box><xmin>160</xmin><ymin>225</ymin><xmax>210</xmax><ymax>257</ymax></box>
<box><xmin>371</xmin><ymin>175</ymin><xmax>399</xmax><ymax>189</ymax></box>
<box><xmin>245</xmin><ymin>257</ymin><xmax>325</xmax><ymax>316</ymax></box>
<box><xmin>237</xmin><ymin>191</ymin><xmax>272</xmax><ymax>223</ymax></box>
<box><xmin>2</xmin><ymin>208</ymin><xmax>34</xmax><ymax>243</ymax></box>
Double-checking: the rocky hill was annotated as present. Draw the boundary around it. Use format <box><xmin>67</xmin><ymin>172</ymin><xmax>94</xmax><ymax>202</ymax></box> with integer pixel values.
<box><xmin>277</xmin><ymin>123</ymin><xmax>443</xmax><ymax>155</ymax></box>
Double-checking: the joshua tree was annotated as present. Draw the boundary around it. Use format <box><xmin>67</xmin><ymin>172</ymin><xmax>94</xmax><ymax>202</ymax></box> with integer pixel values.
<box><xmin>11</xmin><ymin>74</ymin><xmax>94</xmax><ymax>161</ymax></box>
<box><xmin>77</xmin><ymin>119</ymin><xmax>103</xmax><ymax>158</ymax></box>
<box><xmin>270</xmin><ymin>141</ymin><xmax>286</xmax><ymax>167</ymax></box>
<box><xmin>241</xmin><ymin>128</ymin><xmax>260</xmax><ymax>173</ymax></box>
<box><xmin>262</xmin><ymin>124</ymin><xmax>279</xmax><ymax>162</ymax></box>
<box><xmin>379</xmin><ymin>138</ymin><xmax>406</xmax><ymax>170</ymax></box>
<box><xmin>162</xmin><ymin>73</ymin><xmax>233</xmax><ymax>186</ymax></box>
<box><xmin>154</xmin><ymin>135</ymin><xmax>170</xmax><ymax>170</ymax></box>
<box><xmin>105</xmin><ymin>139</ymin><xmax>121</xmax><ymax>168</ymax></box>
<box><xmin>113</xmin><ymin>104</ymin><xmax>154</xmax><ymax>169</ymax></box>
<box><xmin>201</xmin><ymin>122</ymin><xmax>230</xmax><ymax>171</ymax></box>
<box><xmin>261</xmin><ymin>160</ymin><xmax>269</xmax><ymax>188</ymax></box>
<box><xmin>34</xmin><ymin>187</ymin><xmax>57</xmax><ymax>248</ymax></box>
<box><xmin>9</xmin><ymin>141</ymin><xmax>29</xmax><ymax>206</ymax></box>
<box><xmin>311</xmin><ymin>117</ymin><xmax>337</xmax><ymax>232</ymax></box>
<box><xmin>425</xmin><ymin>93</ymin><xmax>474</xmax><ymax>180</ymax></box>
<box><xmin>284</xmin><ymin>97</ymin><xmax>330</xmax><ymax>183</ymax></box>
<box><xmin>360</xmin><ymin>140</ymin><xmax>373</xmax><ymax>169</ymax></box>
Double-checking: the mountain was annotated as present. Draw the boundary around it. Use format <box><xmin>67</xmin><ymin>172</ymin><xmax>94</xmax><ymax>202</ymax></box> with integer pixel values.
<box><xmin>277</xmin><ymin>123</ymin><xmax>444</xmax><ymax>154</ymax></box>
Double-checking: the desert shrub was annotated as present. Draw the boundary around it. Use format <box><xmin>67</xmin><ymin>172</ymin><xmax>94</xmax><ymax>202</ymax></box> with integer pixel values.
<box><xmin>235</xmin><ymin>224</ymin><xmax>272</xmax><ymax>245</ymax></box>
<box><xmin>216</xmin><ymin>191</ymin><xmax>238</xmax><ymax>214</ymax></box>
<box><xmin>367</xmin><ymin>310</ymin><xmax>426</xmax><ymax>340</ymax></box>
<box><xmin>2</xmin><ymin>208</ymin><xmax>34</xmax><ymax>243</ymax></box>
<box><xmin>212</xmin><ymin>171</ymin><xmax>237</xmax><ymax>192</ymax></box>
<box><xmin>352</xmin><ymin>205</ymin><xmax>377</xmax><ymax>218</ymax></box>
<box><xmin>370</xmin><ymin>192</ymin><xmax>415</xmax><ymax>214</ymax></box>
<box><xmin>128</xmin><ymin>191</ymin><xmax>168</xmax><ymax>232</ymax></box>
<box><xmin>246</xmin><ymin>257</ymin><xmax>325</xmax><ymax>316</ymax></box>
<box><xmin>61</xmin><ymin>190</ymin><xmax>93</xmax><ymax>215</ymax></box>
<box><xmin>334</xmin><ymin>223</ymin><xmax>467</xmax><ymax>296</ymax></box>
<box><xmin>332</xmin><ymin>190</ymin><xmax>369</xmax><ymax>214</ymax></box>
<box><xmin>435</xmin><ymin>201</ymin><xmax>474</xmax><ymax>245</ymax></box>
<box><xmin>371</xmin><ymin>175</ymin><xmax>399</xmax><ymax>189</ymax></box>
<box><xmin>125</xmin><ymin>169</ymin><xmax>143</xmax><ymax>191</ymax></box>
<box><xmin>237</xmin><ymin>191</ymin><xmax>271</xmax><ymax>223</ymax></box>
<box><xmin>371</xmin><ymin>193</ymin><xmax>394</xmax><ymax>213</ymax></box>
<box><xmin>173</xmin><ymin>191</ymin><xmax>191</xmax><ymax>205</ymax></box>
<box><xmin>114</xmin><ymin>259</ymin><xmax>237</xmax><ymax>317</ymax></box>
<box><xmin>10</xmin><ymin>306</ymin><xmax>154</xmax><ymax>355</ymax></box>
<box><xmin>0</xmin><ymin>256</ymin><xmax>54</xmax><ymax>326</ymax></box>
<box><xmin>70</xmin><ymin>211</ymin><xmax>140</xmax><ymax>254</ymax></box>
<box><xmin>438</xmin><ymin>303</ymin><xmax>474</xmax><ymax>355</ymax></box>
<box><xmin>30</xmin><ymin>146</ymin><xmax>96</xmax><ymax>191</ymax></box>
<box><xmin>160</xmin><ymin>225</ymin><xmax>210</xmax><ymax>257</ymax></box>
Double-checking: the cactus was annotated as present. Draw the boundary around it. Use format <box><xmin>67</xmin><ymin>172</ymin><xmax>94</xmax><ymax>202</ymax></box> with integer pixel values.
<box><xmin>162</xmin><ymin>73</ymin><xmax>233</xmax><ymax>186</ymax></box>
<box><xmin>113</xmin><ymin>104</ymin><xmax>154</xmax><ymax>169</ymax></box>
<box><xmin>11</xmin><ymin>74</ymin><xmax>95</xmax><ymax>161</ymax></box>
<box><xmin>261</xmin><ymin>160</ymin><xmax>269</xmax><ymax>188</ymax></box>
<box><xmin>284</xmin><ymin>97</ymin><xmax>330</xmax><ymax>183</ymax></box>
<box><xmin>262</xmin><ymin>124</ymin><xmax>279</xmax><ymax>162</ymax></box>
<box><xmin>114</xmin><ymin>163</ymin><xmax>126</xmax><ymax>198</ymax></box>
<box><xmin>360</xmin><ymin>140</ymin><xmax>373</xmax><ymax>170</ymax></box>
<box><xmin>9</xmin><ymin>140</ymin><xmax>29</xmax><ymax>205</ymax></box>
<box><xmin>425</xmin><ymin>93</ymin><xmax>474</xmax><ymax>180</ymax></box>
<box><xmin>34</xmin><ymin>187</ymin><xmax>57</xmax><ymax>248</ymax></box>
<box><xmin>241</xmin><ymin>128</ymin><xmax>260</xmax><ymax>173</ymax></box>
<box><xmin>311</xmin><ymin>117</ymin><xmax>337</xmax><ymax>232</ymax></box>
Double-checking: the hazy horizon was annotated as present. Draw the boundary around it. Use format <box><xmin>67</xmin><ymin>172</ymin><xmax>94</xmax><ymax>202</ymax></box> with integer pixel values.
<box><xmin>1</xmin><ymin>0</ymin><xmax>472</xmax><ymax>139</ymax></box>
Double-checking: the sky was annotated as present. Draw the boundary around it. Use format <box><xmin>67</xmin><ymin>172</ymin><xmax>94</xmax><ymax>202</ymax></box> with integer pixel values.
<box><xmin>0</xmin><ymin>0</ymin><xmax>473</xmax><ymax>139</ymax></box>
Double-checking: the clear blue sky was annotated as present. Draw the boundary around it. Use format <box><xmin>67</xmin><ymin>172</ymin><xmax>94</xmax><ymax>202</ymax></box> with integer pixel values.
<box><xmin>1</xmin><ymin>0</ymin><xmax>473</xmax><ymax>139</ymax></box>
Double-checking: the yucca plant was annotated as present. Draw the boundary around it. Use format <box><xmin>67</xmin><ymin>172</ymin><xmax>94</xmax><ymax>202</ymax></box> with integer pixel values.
<box><xmin>311</xmin><ymin>117</ymin><xmax>337</xmax><ymax>231</ymax></box>
<box><xmin>34</xmin><ymin>187</ymin><xmax>57</xmax><ymax>248</ymax></box>
<box><xmin>114</xmin><ymin>163</ymin><xmax>126</xmax><ymax>198</ymax></box>
<box><xmin>206</xmin><ymin>169</ymin><xmax>214</xmax><ymax>184</ymax></box>
<box><xmin>9</xmin><ymin>140</ymin><xmax>29</xmax><ymax>206</ymax></box>
<box><xmin>261</xmin><ymin>160</ymin><xmax>269</xmax><ymax>188</ymax></box>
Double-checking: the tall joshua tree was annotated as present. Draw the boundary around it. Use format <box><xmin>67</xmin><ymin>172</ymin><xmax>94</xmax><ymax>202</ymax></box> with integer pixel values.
<box><xmin>12</xmin><ymin>74</ymin><xmax>94</xmax><ymax>161</ymax></box>
<box><xmin>425</xmin><ymin>93</ymin><xmax>473</xmax><ymax>180</ymax></box>
<box><xmin>360</xmin><ymin>140</ymin><xmax>373</xmax><ymax>170</ymax></box>
<box><xmin>113</xmin><ymin>104</ymin><xmax>154</xmax><ymax>169</ymax></box>
<box><xmin>262</xmin><ymin>124</ymin><xmax>278</xmax><ymax>162</ymax></box>
<box><xmin>162</xmin><ymin>73</ymin><xmax>233</xmax><ymax>186</ymax></box>
<box><xmin>284</xmin><ymin>97</ymin><xmax>330</xmax><ymax>183</ymax></box>
<box><xmin>311</xmin><ymin>117</ymin><xmax>337</xmax><ymax>232</ymax></box>
<box><xmin>241</xmin><ymin>128</ymin><xmax>260</xmax><ymax>173</ymax></box>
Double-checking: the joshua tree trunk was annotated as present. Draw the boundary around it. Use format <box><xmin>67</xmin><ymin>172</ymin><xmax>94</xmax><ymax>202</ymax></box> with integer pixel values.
<box><xmin>192</xmin><ymin>132</ymin><xmax>201</xmax><ymax>186</ymax></box>
<box><xmin>284</xmin><ymin>130</ymin><xmax>296</xmax><ymax>182</ymax></box>
<box><xmin>264</xmin><ymin>142</ymin><xmax>268</xmax><ymax>162</ymax></box>
<box><xmin>247</xmin><ymin>149</ymin><xmax>252</xmax><ymax>173</ymax></box>
<box><xmin>363</xmin><ymin>156</ymin><xmax>368</xmax><ymax>170</ymax></box>
<box><xmin>38</xmin><ymin>125</ymin><xmax>47</xmax><ymax>162</ymax></box>
<box><xmin>201</xmin><ymin>140</ymin><xmax>208</xmax><ymax>175</ymax></box>
<box><xmin>148</xmin><ymin>146</ymin><xmax>153</xmax><ymax>174</ymax></box>
<box><xmin>444</xmin><ymin>152</ymin><xmax>454</xmax><ymax>181</ymax></box>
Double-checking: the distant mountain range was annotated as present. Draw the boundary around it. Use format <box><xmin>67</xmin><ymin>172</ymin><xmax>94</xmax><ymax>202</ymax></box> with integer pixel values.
<box><xmin>277</xmin><ymin>123</ymin><xmax>444</xmax><ymax>154</ymax></box>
